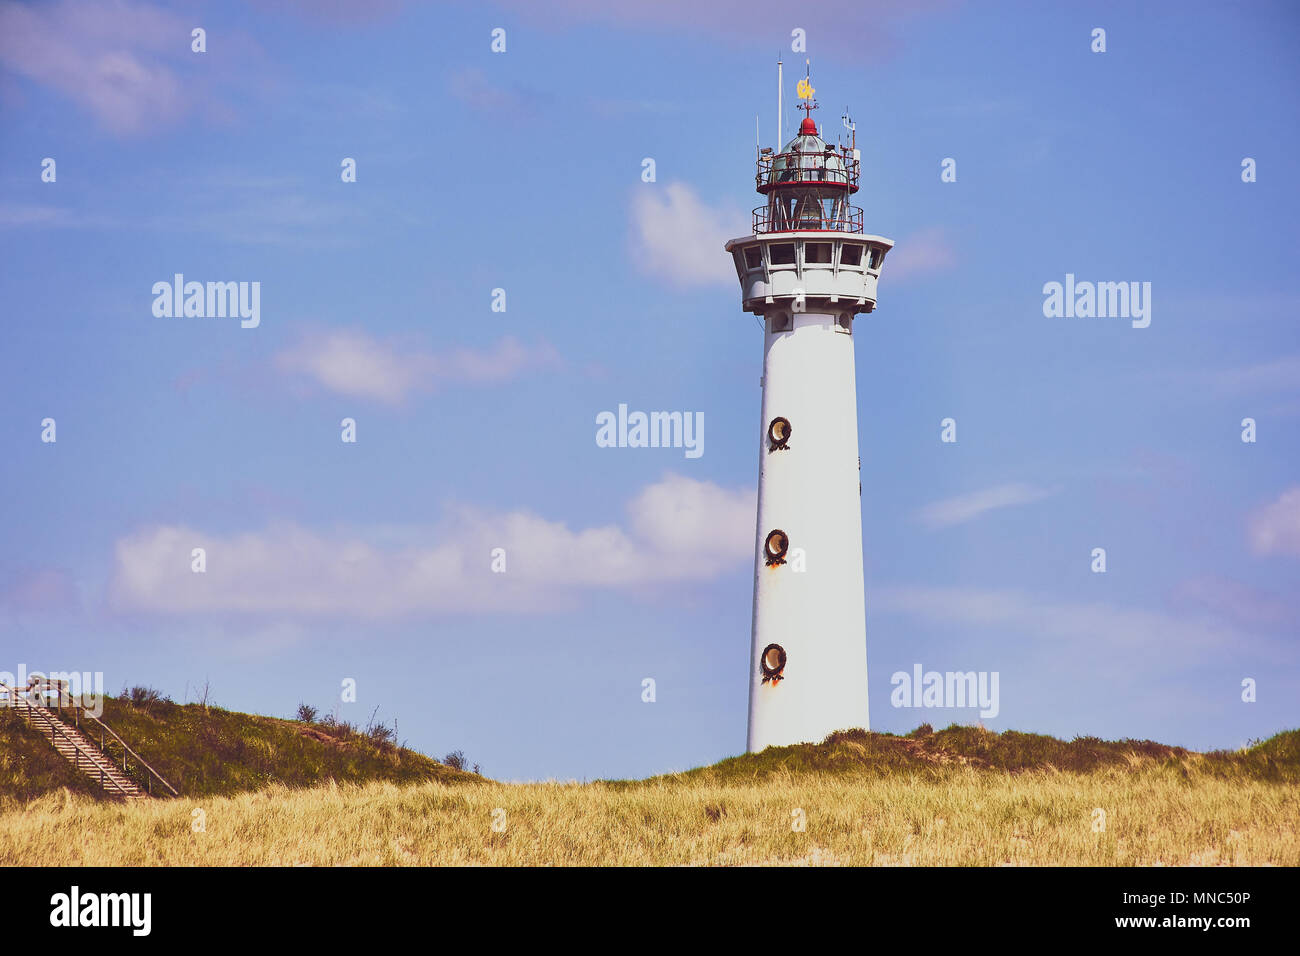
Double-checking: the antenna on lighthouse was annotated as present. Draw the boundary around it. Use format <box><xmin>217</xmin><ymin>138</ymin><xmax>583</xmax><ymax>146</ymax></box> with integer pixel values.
<box><xmin>776</xmin><ymin>57</ymin><xmax>783</xmax><ymax>151</ymax></box>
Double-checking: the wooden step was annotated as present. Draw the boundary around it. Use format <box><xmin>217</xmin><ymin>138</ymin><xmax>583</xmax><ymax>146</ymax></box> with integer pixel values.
<box><xmin>18</xmin><ymin>707</ymin><xmax>151</xmax><ymax>798</ymax></box>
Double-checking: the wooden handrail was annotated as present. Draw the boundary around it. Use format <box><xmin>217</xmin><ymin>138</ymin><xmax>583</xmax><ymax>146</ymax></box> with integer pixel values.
<box><xmin>13</xmin><ymin>698</ymin><xmax>133</xmax><ymax>798</ymax></box>
<box><xmin>76</xmin><ymin>704</ymin><xmax>179</xmax><ymax>797</ymax></box>
<box><xmin>2</xmin><ymin>681</ymin><xmax>178</xmax><ymax>798</ymax></box>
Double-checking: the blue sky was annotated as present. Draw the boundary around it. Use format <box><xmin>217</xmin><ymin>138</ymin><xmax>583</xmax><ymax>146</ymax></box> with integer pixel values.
<box><xmin>0</xmin><ymin>0</ymin><xmax>1297</xmax><ymax>781</ymax></box>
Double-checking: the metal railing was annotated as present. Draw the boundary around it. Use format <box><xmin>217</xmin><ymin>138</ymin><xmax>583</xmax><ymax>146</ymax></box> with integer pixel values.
<box><xmin>20</xmin><ymin>699</ymin><xmax>135</xmax><ymax>797</ymax></box>
<box><xmin>756</xmin><ymin>149</ymin><xmax>859</xmax><ymax>192</ymax></box>
<box><xmin>752</xmin><ymin>204</ymin><xmax>863</xmax><ymax>234</ymax></box>
<box><xmin>1</xmin><ymin>679</ymin><xmax>178</xmax><ymax>798</ymax></box>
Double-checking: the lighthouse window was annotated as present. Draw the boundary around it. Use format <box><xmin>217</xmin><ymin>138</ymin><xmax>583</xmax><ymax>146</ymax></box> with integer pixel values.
<box><xmin>767</xmin><ymin>416</ymin><xmax>792</xmax><ymax>449</ymax></box>
<box><xmin>764</xmin><ymin>529</ymin><xmax>789</xmax><ymax>566</ymax></box>
<box><xmin>840</xmin><ymin>244</ymin><xmax>863</xmax><ymax>267</ymax></box>
<box><xmin>760</xmin><ymin>643</ymin><xmax>787</xmax><ymax>683</ymax></box>
<box><xmin>744</xmin><ymin>246</ymin><xmax>762</xmax><ymax>270</ymax></box>
<box><xmin>805</xmin><ymin>242</ymin><xmax>832</xmax><ymax>264</ymax></box>
<box><xmin>868</xmin><ymin>248</ymin><xmax>882</xmax><ymax>269</ymax></box>
<box><xmin>768</xmin><ymin>243</ymin><xmax>796</xmax><ymax>266</ymax></box>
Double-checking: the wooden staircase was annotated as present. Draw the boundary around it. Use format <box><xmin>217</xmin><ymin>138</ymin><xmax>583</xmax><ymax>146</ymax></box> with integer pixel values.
<box><xmin>2</xmin><ymin>679</ymin><xmax>177</xmax><ymax>800</ymax></box>
<box><xmin>22</xmin><ymin>700</ymin><xmax>146</xmax><ymax>799</ymax></box>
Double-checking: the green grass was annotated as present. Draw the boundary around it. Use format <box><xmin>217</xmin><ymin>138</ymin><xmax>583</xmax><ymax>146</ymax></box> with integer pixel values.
<box><xmin>5</xmin><ymin>694</ymin><xmax>1297</xmax><ymax>811</ymax></box>
<box><xmin>0</xmin><ymin>708</ymin><xmax>99</xmax><ymax>800</ymax></box>
<box><xmin>617</xmin><ymin>724</ymin><xmax>1300</xmax><ymax>786</ymax></box>
<box><xmin>6</xmin><ymin>729</ymin><xmax>1299</xmax><ymax>866</ymax></box>
<box><xmin>0</xmin><ymin>697</ymin><xmax>473</xmax><ymax>805</ymax></box>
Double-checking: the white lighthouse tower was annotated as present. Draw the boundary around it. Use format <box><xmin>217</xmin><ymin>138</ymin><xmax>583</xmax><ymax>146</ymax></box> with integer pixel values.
<box><xmin>725</xmin><ymin>68</ymin><xmax>894</xmax><ymax>752</ymax></box>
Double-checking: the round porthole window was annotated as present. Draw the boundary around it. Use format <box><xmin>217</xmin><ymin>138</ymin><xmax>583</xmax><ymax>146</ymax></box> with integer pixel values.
<box><xmin>767</xmin><ymin>416</ymin><xmax>792</xmax><ymax>450</ymax></box>
<box><xmin>760</xmin><ymin>643</ymin><xmax>787</xmax><ymax>683</ymax></box>
<box><xmin>764</xmin><ymin>529</ymin><xmax>789</xmax><ymax>565</ymax></box>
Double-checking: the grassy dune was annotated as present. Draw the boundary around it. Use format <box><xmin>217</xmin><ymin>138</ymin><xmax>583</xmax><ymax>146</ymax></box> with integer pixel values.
<box><xmin>0</xmin><ymin>698</ymin><xmax>463</xmax><ymax>802</ymax></box>
<box><xmin>2</xmin><ymin>727</ymin><xmax>1297</xmax><ymax>866</ymax></box>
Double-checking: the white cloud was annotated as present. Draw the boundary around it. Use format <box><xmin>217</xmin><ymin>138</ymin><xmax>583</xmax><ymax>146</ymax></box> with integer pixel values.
<box><xmin>1168</xmin><ymin>575</ymin><xmax>1293</xmax><ymax>629</ymax></box>
<box><xmin>448</xmin><ymin>67</ymin><xmax>549</xmax><ymax>114</ymax></box>
<box><xmin>1247</xmin><ymin>486</ymin><xmax>1300</xmax><ymax>557</ymax></box>
<box><xmin>274</xmin><ymin>330</ymin><xmax>562</xmax><ymax>404</ymax></box>
<box><xmin>109</xmin><ymin>475</ymin><xmax>756</xmax><ymax>616</ymax></box>
<box><xmin>264</xmin><ymin>0</ymin><xmax>409</xmax><ymax>24</ymax></box>
<box><xmin>1211</xmin><ymin>355</ymin><xmax>1300</xmax><ymax>393</ymax></box>
<box><xmin>487</xmin><ymin>0</ymin><xmax>948</xmax><ymax>58</ymax></box>
<box><xmin>917</xmin><ymin>482</ymin><xmax>1057</xmax><ymax>529</ymax></box>
<box><xmin>0</xmin><ymin>204</ymin><xmax>81</xmax><ymax>228</ymax></box>
<box><xmin>0</xmin><ymin>566</ymin><xmax>78</xmax><ymax>612</ymax></box>
<box><xmin>626</xmin><ymin>473</ymin><xmax>756</xmax><ymax>570</ymax></box>
<box><xmin>0</xmin><ymin>0</ymin><xmax>189</xmax><ymax>134</ymax></box>
<box><xmin>630</xmin><ymin>182</ymin><xmax>744</xmax><ymax>287</ymax></box>
<box><xmin>885</xmin><ymin>226</ymin><xmax>957</xmax><ymax>282</ymax></box>
<box><xmin>870</xmin><ymin>584</ymin><xmax>1297</xmax><ymax>728</ymax></box>
<box><xmin>871</xmin><ymin>585</ymin><xmax>1262</xmax><ymax>657</ymax></box>
<box><xmin>0</xmin><ymin>0</ymin><xmax>270</xmax><ymax>136</ymax></box>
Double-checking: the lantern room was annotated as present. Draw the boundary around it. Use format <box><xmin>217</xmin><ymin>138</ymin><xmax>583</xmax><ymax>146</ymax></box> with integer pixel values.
<box><xmin>754</xmin><ymin>116</ymin><xmax>862</xmax><ymax>233</ymax></box>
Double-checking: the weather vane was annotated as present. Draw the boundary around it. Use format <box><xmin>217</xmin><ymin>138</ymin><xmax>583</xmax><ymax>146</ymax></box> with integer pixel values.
<box><xmin>795</xmin><ymin>59</ymin><xmax>817</xmax><ymax>118</ymax></box>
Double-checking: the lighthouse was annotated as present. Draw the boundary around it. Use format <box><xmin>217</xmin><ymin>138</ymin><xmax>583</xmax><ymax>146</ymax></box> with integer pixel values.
<box><xmin>724</xmin><ymin>68</ymin><xmax>894</xmax><ymax>752</ymax></box>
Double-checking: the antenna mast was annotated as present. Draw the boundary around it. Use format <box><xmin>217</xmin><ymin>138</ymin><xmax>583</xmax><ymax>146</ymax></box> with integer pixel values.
<box><xmin>776</xmin><ymin>57</ymin><xmax>783</xmax><ymax>151</ymax></box>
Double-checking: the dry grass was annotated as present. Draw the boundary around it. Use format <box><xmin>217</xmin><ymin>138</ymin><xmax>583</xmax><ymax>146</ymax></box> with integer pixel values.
<box><xmin>3</xmin><ymin>759</ymin><xmax>1297</xmax><ymax>866</ymax></box>
<box><xmin>0</xmin><ymin>699</ymin><xmax>460</xmax><ymax>803</ymax></box>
